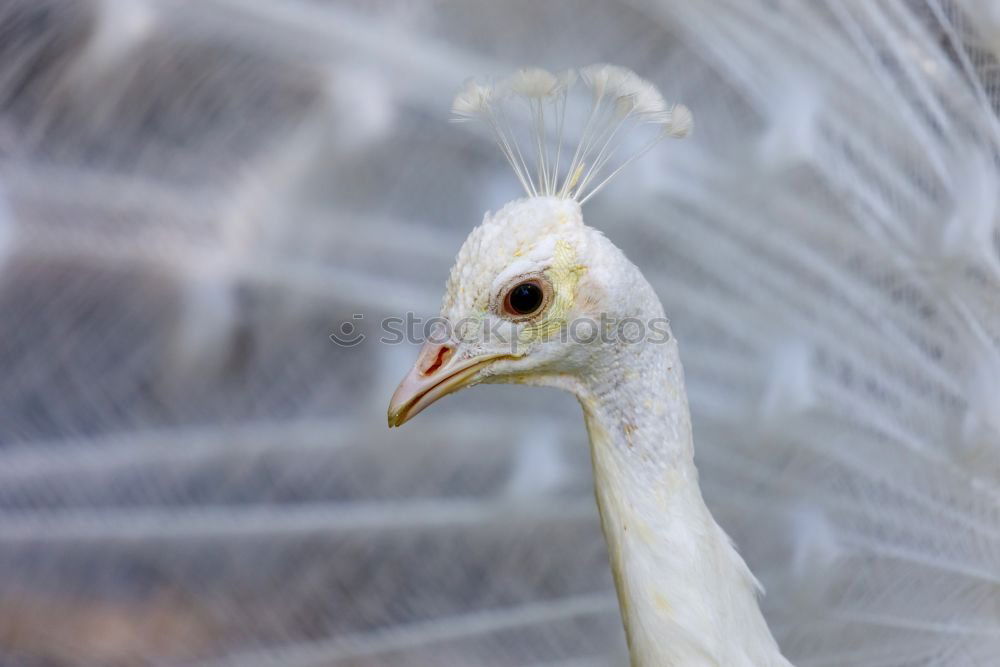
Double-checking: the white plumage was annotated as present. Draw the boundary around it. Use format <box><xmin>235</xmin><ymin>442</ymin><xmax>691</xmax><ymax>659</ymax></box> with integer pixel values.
<box><xmin>0</xmin><ymin>1</ymin><xmax>998</xmax><ymax>665</ymax></box>
<box><xmin>389</xmin><ymin>65</ymin><xmax>786</xmax><ymax>665</ymax></box>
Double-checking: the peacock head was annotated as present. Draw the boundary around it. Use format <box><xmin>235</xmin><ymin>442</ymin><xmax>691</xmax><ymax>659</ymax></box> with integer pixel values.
<box><xmin>388</xmin><ymin>65</ymin><xmax>691</xmax><ymax>427</ymax></box>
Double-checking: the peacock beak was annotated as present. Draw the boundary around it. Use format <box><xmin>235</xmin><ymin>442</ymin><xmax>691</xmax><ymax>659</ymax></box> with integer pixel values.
<box><xmin>387</xmin><ymin>342</ymin><xmax>509</xmax><ymax>427</ymax></box>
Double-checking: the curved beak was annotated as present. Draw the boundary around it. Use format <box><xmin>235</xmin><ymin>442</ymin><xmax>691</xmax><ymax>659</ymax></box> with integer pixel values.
<box><xmin>387</xmin><ymin>342</ymin><xmax>509</xmax><ymax>427</ymax></box>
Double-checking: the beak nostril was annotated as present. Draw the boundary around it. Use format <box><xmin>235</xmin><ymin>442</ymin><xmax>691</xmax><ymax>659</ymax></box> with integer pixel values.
<box><xmin>419</xmin><ymin>344</ymin><xmax>454</xmax><ymax>376</ymax></box>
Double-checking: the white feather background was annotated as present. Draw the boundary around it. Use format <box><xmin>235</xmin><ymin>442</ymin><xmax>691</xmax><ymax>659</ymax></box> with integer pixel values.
<box><xmin>1</xmin><ymin>1</ymin><xmax>998</xmax><ymax>665</ymax></box>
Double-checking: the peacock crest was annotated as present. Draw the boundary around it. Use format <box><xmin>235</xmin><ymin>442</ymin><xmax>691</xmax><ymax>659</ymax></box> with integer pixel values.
<box><xmin>451</xmin><ymin>65</ymin><xmax>692</xmax><ymax>204</ymax></box>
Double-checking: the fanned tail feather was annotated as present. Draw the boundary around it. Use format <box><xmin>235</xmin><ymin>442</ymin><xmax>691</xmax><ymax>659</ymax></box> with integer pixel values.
<box><xmin>0</xmin><ymin>0</ymin><xmax>996</xmax><ymax>665</ymax></box>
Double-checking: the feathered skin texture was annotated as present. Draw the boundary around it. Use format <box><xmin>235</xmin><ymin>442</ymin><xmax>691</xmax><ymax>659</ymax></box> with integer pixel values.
<box><xmin>396</xmin><ymin>196</ymin><xmax>790</xmax><ymax>665</ymax></box>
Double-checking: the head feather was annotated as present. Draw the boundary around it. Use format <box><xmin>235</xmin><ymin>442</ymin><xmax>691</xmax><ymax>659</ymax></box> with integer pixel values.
<box><xmin>451</xmin><ymin>64</ymin><xmax>692</xmax><ymax>204</ymax></box>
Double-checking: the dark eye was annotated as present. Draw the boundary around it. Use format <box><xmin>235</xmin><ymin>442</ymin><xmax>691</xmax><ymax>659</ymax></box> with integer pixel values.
<box><xmin>504</xmin><ymin>281</ymin><xmax>545</xmax><ymax>316</ymax></box>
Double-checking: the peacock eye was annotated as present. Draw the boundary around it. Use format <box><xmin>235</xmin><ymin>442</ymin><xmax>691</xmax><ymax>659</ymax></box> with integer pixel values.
<box><xmin>507</xmin><ymin>282</ymin><xmax>543</xmax><ymax>314</ymax></box>
<box><xmin>501</xmin><ymin>278</ymin><xmax>550</xmax><ymax>319</ymax></box>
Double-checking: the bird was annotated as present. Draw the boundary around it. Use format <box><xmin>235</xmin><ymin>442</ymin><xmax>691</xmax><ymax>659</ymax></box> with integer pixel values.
<box><xmin>4</xmin><ymin>2</ymin><xmax>1000</xmax><ymax>665</ymax></box>
<box><xmin>387</xmin><ymin>65</ymin><xmax>790</xmax><ymax>666</ymax></box>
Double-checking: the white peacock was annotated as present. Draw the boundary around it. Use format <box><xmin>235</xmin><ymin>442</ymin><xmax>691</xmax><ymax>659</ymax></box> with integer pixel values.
<box><xmin>388</xmin><ymin>65</ymin><xmax>790</xmax><ymax>666</ymax></box>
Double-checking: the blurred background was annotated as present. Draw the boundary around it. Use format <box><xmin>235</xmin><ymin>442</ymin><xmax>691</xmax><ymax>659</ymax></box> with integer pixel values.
<box><xmin>1</xmin><ymin>1</ymin><xmax>998</xmax><ymax>665</ymax></box>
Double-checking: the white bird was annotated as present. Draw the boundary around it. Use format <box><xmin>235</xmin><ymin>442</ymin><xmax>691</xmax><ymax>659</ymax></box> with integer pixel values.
<box><xmin>4</xmin><ymin>2</ymin><xmax>1000</xmax><ymax>665</ymax></box>
<box><xmin>388</xmin><ymin>66</ymin><xmax>789</xmax><ymax>666</ymax></box>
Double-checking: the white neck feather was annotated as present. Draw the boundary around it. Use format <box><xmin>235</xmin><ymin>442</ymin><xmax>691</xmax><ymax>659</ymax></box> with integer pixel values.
<box><xmin>570</xmin><ymin>287</ymin><xmax>790</xmax><ymax>666</ymax></box>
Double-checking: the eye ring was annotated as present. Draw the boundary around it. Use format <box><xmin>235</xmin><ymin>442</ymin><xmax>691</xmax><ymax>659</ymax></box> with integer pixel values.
<box><xmin>498</xmin><ymin>275</ymin><xmax>553</xmax><ymax>322</ymax></box>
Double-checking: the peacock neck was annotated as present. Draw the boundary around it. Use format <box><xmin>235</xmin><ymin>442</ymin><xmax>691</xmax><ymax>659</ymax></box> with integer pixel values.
<box><xmin>573</xmin><ymin>321</ymin><xmax>789</xmax><ymax>666</ymax></box>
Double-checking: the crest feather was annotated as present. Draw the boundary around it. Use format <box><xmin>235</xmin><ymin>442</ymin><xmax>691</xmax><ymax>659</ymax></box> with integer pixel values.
<box><xmin>451</xmin><ymin>64</ymin><xmax>691</xmax><ymax>203</ymax></box>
